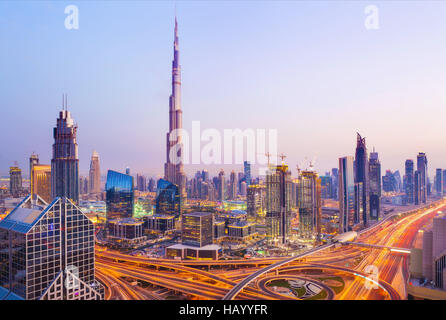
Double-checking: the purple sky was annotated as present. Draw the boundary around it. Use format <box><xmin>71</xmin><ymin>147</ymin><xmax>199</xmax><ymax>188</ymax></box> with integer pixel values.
<box><xmin>1</xmin><ymin>1</ymin><xmax>445</xmax><ymax>178</ymax></box>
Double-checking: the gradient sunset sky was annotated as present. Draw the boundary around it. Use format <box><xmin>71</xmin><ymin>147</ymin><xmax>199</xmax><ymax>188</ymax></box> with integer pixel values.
<box><xmin>1</xmin><ymin>1</ymin><xmax>445</xmax><ymax>178</ymax></box>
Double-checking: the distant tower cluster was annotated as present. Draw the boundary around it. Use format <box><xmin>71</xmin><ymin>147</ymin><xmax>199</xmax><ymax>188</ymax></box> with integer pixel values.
<box><xmin>51</xmin><ymin>95</ymin><xmax>79</xmax><ymax>204</ymax></box>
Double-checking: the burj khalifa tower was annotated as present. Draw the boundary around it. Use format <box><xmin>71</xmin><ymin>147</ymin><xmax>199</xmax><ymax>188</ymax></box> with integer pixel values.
<box><xmin>164</xmin><ymin>17</ymin><xmax>186</xmax><ymax>202</ymax></box>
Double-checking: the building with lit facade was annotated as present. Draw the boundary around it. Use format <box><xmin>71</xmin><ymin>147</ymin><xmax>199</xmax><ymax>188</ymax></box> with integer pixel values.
<box><xmin>9</xmin><ymin>166</ymin><xmax>22</xmax><ymax>198</ymax></box>
<box><xmin>107</xmin><ymin>218</ymin><xmax>145</xmax><ymax>245</ymax></box>
<box><xmin>182</xmin><ymin>212</ymin><xmax>213</xmax><ymax>247</ymax></box>
<box><xmin>155</xmin><ymin>179</ymin><xmax>180</xmax><ymax>217</ymax></box>
<box><xmin>105</xmin><ymin>170</ymin><xmax>134</xmax><ymax>223</ymax></box>
<box><xmin>265</xmin><ymin>164</ymin><xmax>292</xmax><ymax>244</ymax></box>
<box><xmin>297</xmin><ymin>170</ymin><xmax>321</xmax><ymax>239</ymax></box>
<box><xmin>0</xmin><ymin>195</ymin><xmax>103</xmax><ymax>300</ymax></box>
<box><xmin>247</xmin><ymin>184</ymin><xmax>265</xmax><ymax>223</ymax></box>
<box><xmin>369</xmin><ymin>150</ymin><xmax>381</xmax><ymax>220</ymax></box>
<box><xmin>339</xmin><ymin>156</ymin><xmax>355</xmax><ymax>233</ymax></box>
<box><xmin>144</xmin><ymin>214</ymin><xmax>176</xmax><ymax>234</ymax></box>
<box><xmin>227</xmin><ymin>221</ymin><xmax>257</xmax><ymax>241</ymax></box>
<box><xmin>88</xmin><ymin>151</ymin><xmax>101</xmax><ymax>194</ymax></box>
<box><xmin>166</xmin><ymin>211</ymin><xmax>220</xmax><ymax>260</ymax></box>
<box><xmin>31</xmin><ymin>164</ymin><xmax>51</xmax><ymax>203</ymax></box>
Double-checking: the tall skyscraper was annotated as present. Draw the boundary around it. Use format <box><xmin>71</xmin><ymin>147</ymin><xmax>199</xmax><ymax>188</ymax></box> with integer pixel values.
<box><xmin>297</xmin><ymin>170</ymin><xmax>321</xmax><ymax>239</ymax></box>
<box><xmin>265</xmin><ymin>164</ymin><xmax>292</xmax><ymax>244</ymax></box>
<box><xmin>369</xmin><ymin>149</ymin><xmax>381</xmax><ymax>220</ymax></box>
<box><xmin>88</xmin><ymin>151</ymin><xmax>101</xmax><ymax>194</ymax></box>
<box><xmin>31</xmin><ymin>164</ymin><xmax>51</xmax><ymax>203</ymax></box>
<box><xmin>414</xmin><ymin>170</ymin><xmax>422</xmax><ymax>205</ymax></box>
<box><xmin>136</xmin><ymin>174</ymin><xmax>147</xmax><ymax>192</ymax></box>
<box><xmin>443</xmin><ymin>170</ymin><xmax>446</xmax><ymax>196</ymax></box>
<box><xmin>417</xmin><ymin>152</ymin><xmax>428</xmax><ymax>204</ymax></box>
<box><xmin>218</xmin><ymin>170</ymin><xmax>225</xmax><ymax>202</ymax></box>
<box><xmin>0</xmin><ymin>196</ymin><xmax>104</xmax><ymax>300</ymax></box>
<box><xmin>51</xmin><ymin>99</ymin><xmax>79</xmax><ymax>204</ymax></box>
<box><xmin>244</xmin><ymin>161</ymin><xmax>251</xmax><ymax>186</ymax></box>
<box><xmin>229</xmin><ymin>170</ymin><xmax>237</xmax><ymax>200</ymax></box>
<box><xmin>435</xmin><ymin>168</ymin><xmax>443</xmax><ymax>196</ymax></box>
<box><xmin>164</xmin><ymin>17</ymin><xmax>186</xmax><ymax>202</ymax></box>
<box><xmin>29</xmin><ymin>153</ymin><xmax>39</xmax><ymax>179</ymax></box>
<box><xmin>331</xmin><ymin>168</ymin><xmax>339</xmax><ymax>200</ymax></box>
<box><xmin>354</xmin><ymin>133</ymin><xmax>369</xmax><ymax>226</ymax></box>
<box><xmin>148</xmin><ymin>178</ymin><xmax>156</xmax><ymax>192</ymax></box>
<box><xmin>9</xmin><ymin>165</ymin><xmax>22</xmax><ymax>198</ymax></box>
<box><xmin>405</xmin><ymin>159</ymin><xmax>415</xmax><ymax>203</ymax></box>
<box><xmin>339</xmin><ymin>156</ymin><xmax>355</xmax><ymax>233</ymax></box>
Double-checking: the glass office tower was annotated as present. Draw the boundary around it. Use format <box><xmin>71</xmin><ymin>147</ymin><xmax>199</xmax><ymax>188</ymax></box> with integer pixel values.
<box><xmin>182</xmin><ymin>212</ymin><xmax>213</xmax><ymax>247</ymax></box>
<box><xmin>155</xmin><ymin>179</ymin><xmax>181</xmax><ymax>217</ymax></box>
<box><xmin>339</xmin><ymin>156</ymin><xmax>355</xmax><ymax>233</ymax></box>
<box><xmin>105</xmin><ymin>170</ymin><xmax>134</xmax><ymax>222</ymax></box>
<box><xmin>0</xmin><ymin>196</ymin><xmax>103</xmax><ymax>300</ymax></box>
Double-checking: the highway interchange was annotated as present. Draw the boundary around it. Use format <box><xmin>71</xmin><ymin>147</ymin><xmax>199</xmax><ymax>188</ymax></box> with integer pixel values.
<box><xmin>95</xmin><ymin>199</ymin><xmax>446</xmax><ymax>300</ymax></box>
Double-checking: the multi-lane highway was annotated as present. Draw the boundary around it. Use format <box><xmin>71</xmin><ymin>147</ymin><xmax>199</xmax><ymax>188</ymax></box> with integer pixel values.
<box><xmin>95</xmin><ymin>198</ymin><xmax>446</xmax><ymax>300</ymax></box>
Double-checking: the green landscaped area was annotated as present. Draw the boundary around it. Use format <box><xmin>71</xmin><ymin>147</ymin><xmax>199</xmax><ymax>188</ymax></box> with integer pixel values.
<box><xmin>267</xmin><ymin>279</ymin><xmax>306</xmax><ymax>298</ymax></box>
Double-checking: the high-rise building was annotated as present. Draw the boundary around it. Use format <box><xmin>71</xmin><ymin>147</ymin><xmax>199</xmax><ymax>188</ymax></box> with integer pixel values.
<box><xmin>229</xmin><ymin>171</ymin><xmax>237</xmax><ymax>200</ymax></box>
<box><xmin>297</xmin><ymin>170</ymin><xmax>321</xmax><ymax>239</ymax></box>
<box><xmin>0</xmin><ymin>196</ymin><xmax>103</xmax><ymax>300</ymax></box>
<box><xmin>417</xmin><ymin>152</ymin><xmax>428</xmax><ymax>204</ymax></box>
<box><xmin>354</xmin><ymin>133</ymin><xmax>369</xmax><ymax>226</ymax></box>
<box><xmin>88</xmin><ymin>151</ymin><xmax>101</xmax><ymax>194</ymax></box>
<box><xmin>136</xmin><ymin>174</ymin><xmax>147</xmax><ymax>192</ymax></box>
<box><xmin>30</xmin><ymin>164</ymin><xmax>51</xmax><ymax>203</ymax></box>
<box><xmin>369</xmin><ymin>150</ymin><xmax>381</xmax><ymax>220</ymax></box>
<box><xmin>148</xmin><ymin>178</ymin><xmax>156</xmax><ymax>192</ymax></box>
<box><xmin>443</xmin><ymin>170</ymin><xmax>446</xmax><ymax>196</ymax></box>
<box><xmin>182</xmin><ymin>212</ymin><xmax>213</xmax><ymax>247</ymax></box>
<box><xmin>331</xmin><ymin>168</ymin><xmax>339</xmax><ymax>200</ymax></box>
<box><xmin>218</xmin><ymin>170</ymin><xmax>225</xmax><ymax>202</ymax></box>
<box><xmin>9</xmin><ymin>166</ymin><xmax>22</xmax><ymax>198</ymax></box>
<box><xmin>105</xmin><ymin>170</ymin><xmax>134</xmax><ymax>222</ymax></box>
<box><xmin>339</xmin><ymin>156</ymin><xmax>355</xmax><ymax>233</ymax></box>
<box><xmin>247</xmin><ymin>184</ymin><xmax>265</xmax><ymax>223</ymax></box>
<box><xmin>405</xmin><ymin>160</ymin><xmax>415</xmax><ymax>204</ymax></box>
<box><xmin>244</xmin><ymin>161</ymin><xmax>251</xmax><ymax>186</ymax></box>
<box><xmin>51</xmin><ymin>101</ymin><xmax>79</xmax><ymax>204</ymax></box>
<box><xmin>265</xmin><ymin>164</ymin><xmax>292</xmax><ymax>244</ymax></box>
<box><xmin>164</xmin><ymin>17</ymin><xmax>186</xmax><ymax>203</ymax></box>
<box><xmin>80</xmin><ymin>176</ymin><xmax>89</xmax><ymax>195</ymax></box>
<box><xmin>320</xmin><ymin>175</ymin><xmax>333</xmax><ymax>199</ymax></box>
<box><xmin>435</xmin><ymin>168</ymin><xmax>443</xmax><ymax>196</ymax></box>
<box><xmin>29</xmin><ymin>153</ymin><xmax>39</xmax><ymax>179</ymax></box>
<box><xmin>414</xmin><ymin>170</ymin><xmax>422</xmax><ymax>205</ymax></box>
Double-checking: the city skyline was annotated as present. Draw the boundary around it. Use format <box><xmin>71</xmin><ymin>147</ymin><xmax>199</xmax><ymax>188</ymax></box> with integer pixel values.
<box><xmin>1</xmin><ymin>1</ymin><xmax>446</xmax><ymax>177</ymax></box>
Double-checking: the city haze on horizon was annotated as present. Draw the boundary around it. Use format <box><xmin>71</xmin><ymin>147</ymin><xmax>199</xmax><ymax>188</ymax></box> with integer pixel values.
<box><xmin>1</xmin><ymin>1</ymin><xmax>446</xmax><ymax>178</ymax></box>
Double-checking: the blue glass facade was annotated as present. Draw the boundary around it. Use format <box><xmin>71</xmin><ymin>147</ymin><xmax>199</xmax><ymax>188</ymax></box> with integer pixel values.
<box><xmin>106</xmin><ymin>170</ymin><xmax>134</xmax><ymax>222</ymax></box>
<box><xmin>155</xmin><ymin>179</ymin><xmax>180</xmax><ymax>217</ymax></box>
